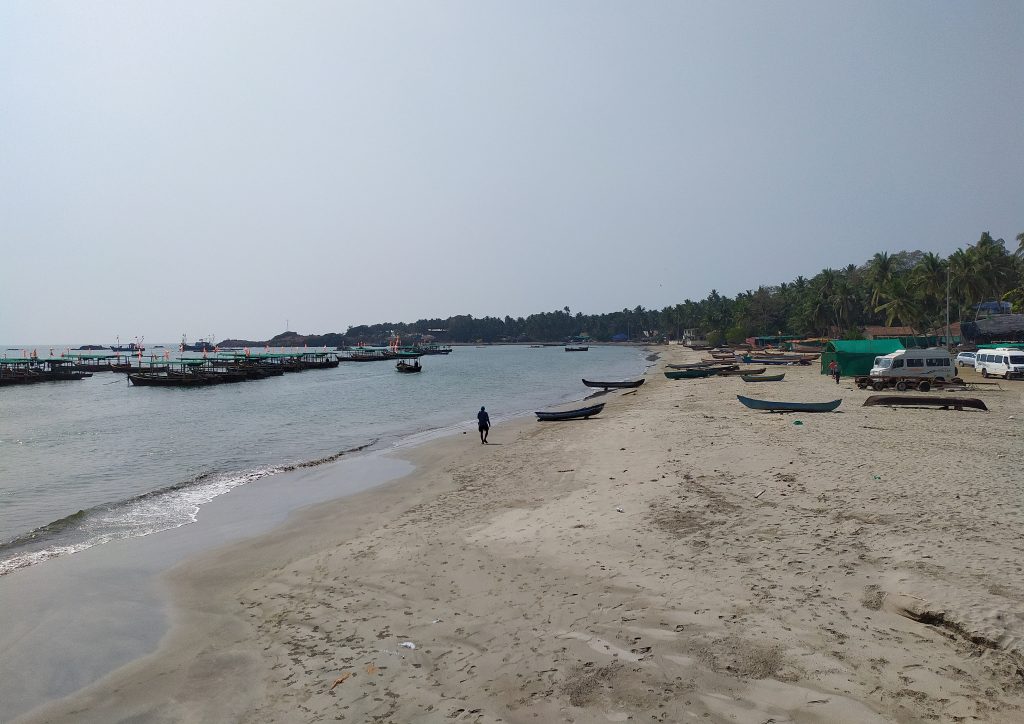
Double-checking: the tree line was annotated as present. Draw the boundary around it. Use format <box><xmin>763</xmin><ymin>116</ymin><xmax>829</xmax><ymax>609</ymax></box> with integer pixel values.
<box><xmin>344</xmin><ymin>231</ymin><xmax>1024</xmax><ymax>345</ymax></box>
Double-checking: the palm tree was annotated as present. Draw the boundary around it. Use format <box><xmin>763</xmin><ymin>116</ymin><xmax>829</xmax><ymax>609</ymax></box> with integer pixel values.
<box><xmin>866</xmin><ymin>252</ymin><xmax>895</xmax><ymax>308</ymax></box>
<box><xmin>875</xmin><ymin>277</ymin><xmax>921</xmax><ymax>331</ymax></box>
<box><xmin>948</xmin><ymin>248</ymin><xmax>982</xmax><ymax>317</ymax></box>
<box><xmin>912</xmin><ymin>252</ymin><xmax>947</xmax><ymax>326</ymax></box>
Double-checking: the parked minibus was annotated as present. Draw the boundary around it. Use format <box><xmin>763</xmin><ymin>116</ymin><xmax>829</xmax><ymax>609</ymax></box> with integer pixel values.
<box><xmin>974</xmin><ymin>348</ymin><xmax>1024</xmax><ymax>379</ymax></box>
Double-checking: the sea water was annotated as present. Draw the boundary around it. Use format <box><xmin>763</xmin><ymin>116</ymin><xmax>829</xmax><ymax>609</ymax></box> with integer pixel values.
<box><xmin>0</xmin><ymin>345</ymin><xmax>648</xmax><ymax>575</ymax></box>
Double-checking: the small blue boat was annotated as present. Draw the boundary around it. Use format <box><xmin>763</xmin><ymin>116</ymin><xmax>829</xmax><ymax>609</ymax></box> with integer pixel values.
<box><xmin>535</xmin><ymin>402</ymin><xmax>605</xmax><ymax>421</ymax></box>
<box><xmin>736</xmin><ymin>395</ymin><xmax>841</xmax><ymax>413</ymax></box>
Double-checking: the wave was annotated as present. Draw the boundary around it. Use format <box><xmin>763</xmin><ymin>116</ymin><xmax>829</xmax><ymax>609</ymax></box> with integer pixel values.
<box><xmin>0</xmin><ymin>439</ymin><xmax>378</xmax><ymax>577</ymax></box>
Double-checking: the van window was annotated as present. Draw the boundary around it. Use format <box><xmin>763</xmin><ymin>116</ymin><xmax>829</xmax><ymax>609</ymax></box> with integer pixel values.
<box><xmin>906</xmin><ymin>358</ymin><xmax>923</xmax><ymax>367</ymax></box>
<box><xmin>876</xmin><ymin>358</ymin><xmax>892</xmax><ymax>369</ymax></box>
<box><xmin>1011</xmin><ymin>355</ymin><xmax>1024</xmax><ymax>365</ymax></box>
<box><xmin>980</xmin><ymin>354</ymin><xmax>990</xmax><ymax>363</ymax></box>
<box><xmin>1003</xmin><ymin>357</ymin><xmax>1010</xmax><ymax>365</ymax></box>
<box><xmin>926</xmin><ymin>358</ymin><xmax>947</xmax><ymax>367</ymax></box>
<box><xmin>892</xmin><ymin>359</ymin><xmax>904</xmax><ymax>368</ymax></box>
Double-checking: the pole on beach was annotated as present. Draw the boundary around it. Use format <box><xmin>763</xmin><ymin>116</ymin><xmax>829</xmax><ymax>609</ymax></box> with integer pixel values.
<box><xmin>945</xmin><ymin>264</ymin><xmax>951</xmax><ymax>353</ymax></box>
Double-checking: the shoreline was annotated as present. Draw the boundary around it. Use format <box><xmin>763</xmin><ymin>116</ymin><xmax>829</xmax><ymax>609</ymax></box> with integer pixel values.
<box><xmin>1</xmin><ymin>344</ymin><xmax>651</xmax><ymax>579</ymax></box>
<box><xmin>2</xmin><ymin>350</ymin><xmax>654</xmax><ymax>721</ymax></box>
<box><xmin>15</xmin><ymin>347</ymin><xmax>1024</xmax><ymax>722</ymax></box>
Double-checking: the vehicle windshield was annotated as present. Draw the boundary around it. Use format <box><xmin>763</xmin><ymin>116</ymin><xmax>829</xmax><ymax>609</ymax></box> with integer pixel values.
<box><xmin>875</xmin><ymin>358</ymin><xmax>893</xmax><ymax>369</ymax></box>
<box><xmin>1011</xmin><ymin>355</ymin><xmax>1024</xmax><ymax>365</ymax></box>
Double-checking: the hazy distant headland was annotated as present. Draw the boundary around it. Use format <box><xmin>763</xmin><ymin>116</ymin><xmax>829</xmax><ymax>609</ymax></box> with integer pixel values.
<box><xmin>219</xmin><ymin>233</ymin><xmax>1024</xmax><ymax>348</ymax></box>
<box><xmin>218</xmin><ymin>331</ymin><xmax>348</xmax><ymax>348</ymax></box>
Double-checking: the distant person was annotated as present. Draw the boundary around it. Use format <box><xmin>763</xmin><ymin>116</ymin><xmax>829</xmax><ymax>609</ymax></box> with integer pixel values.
<box><xmin>477</xmin><ymin>406</ymin><xmax>490</xmax><ymax>444</ymax></box>
<box><xmin>828</xmin><ymin>360</ymin><xmax>841</xmax><ymax>384</ymax></box>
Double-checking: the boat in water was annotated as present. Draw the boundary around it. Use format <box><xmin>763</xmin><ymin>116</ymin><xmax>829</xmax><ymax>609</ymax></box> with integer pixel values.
<box><xmin>396</xmin><ymin>359</ymin><xmax>422</xmax><ymax>373</ymax></box>
<box><xmin>180</xmin><ymin>335</ymin><xmax>217</xmax><ymax>352</ymax></box>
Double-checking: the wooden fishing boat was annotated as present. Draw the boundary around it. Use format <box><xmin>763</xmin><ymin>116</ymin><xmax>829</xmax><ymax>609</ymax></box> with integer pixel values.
<box><xmin>565</xmin><ymin>346</ymin><xmax>589</xmax><ymax>352</ymax></box>
<box><xmin>736</xmin><ymin>395</ymin><xmax>841</xmax><ymax>412</ymax></box>
<box><xmin>128</xmin><ymin>372</ymin><xmax>214</xmax><ymax>387</ymax></box>
<box><xmin>396</xmin><ymin>360</ymin><xmax>422</xmax><ymax>373</ymax></box>
<box><xmin>742</xmin><ymin>373</ymin><xmax>785</xmax><ymax>382</ymax></box>
<box><xmin>743</xmin><ymin>356</ymin><xmax>812</xmax><ymax>366</ymax></box>
<box><xmin>581</xmin><ymin>378</ymin><xmax>644</xmax><ymax>390</ymax></box>
<box><xmin>862</xmin><ymin>395</ymin><xmax>987</xmax><ymax>411</ymax></box>
<box><xmin>664</xmin><ymin>369</ymin><xmax>716</xmax><ymax>380</ymax></box>
<box><xmin>715</xmin><ymin>367</ymin><xmax>765</xmax><ymax>376</ymax></box>
<box><xmin>535</xmin><ymin>402</ymin><xmax>605</xmax><ymax>421</ymax></box>
<box><xmin>666</xmin><ymin>362</ymin><xmax>715</xmax><ymax>369</ymax></box>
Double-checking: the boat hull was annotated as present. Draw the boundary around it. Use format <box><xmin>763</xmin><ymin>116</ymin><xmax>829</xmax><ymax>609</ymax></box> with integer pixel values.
<box><xmin>664</xmin><ymin>369</ymin><xmax>716</xmax><ymax>379</ymax></box>
<box><xmin>862</xmin><ymin>395</ymin><xmax>987</xmax><ymax>411</ymax></box>
<box><xmin>581</xmin><ymin>379</ymin><xmax>644</xmax><ymax>389</ymax></box>
<box><xmin>741</xmin><ymin>373</ymin><xmax>785</xmax><ymax>382</ymax></box>
<box><xmin>535</xmin><ymin>403</ymin><xmax>605</xmax><ymax>421</ymax></box>
<box><xmin>736</xmin><ymin>394</ymin><xmax>841</xmax><ymax>412</ymax></box>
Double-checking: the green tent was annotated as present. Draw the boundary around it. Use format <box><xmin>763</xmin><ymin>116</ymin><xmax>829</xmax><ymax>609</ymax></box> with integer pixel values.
<box><xmin>976</xmin><ymin>342</ymin><xmax>1024</xmax><ymax>350</ymax></box>
<box><xmin>820</xmin><ymin>339</ymin><xmax>904</xmax><ymax>377</ymax></box>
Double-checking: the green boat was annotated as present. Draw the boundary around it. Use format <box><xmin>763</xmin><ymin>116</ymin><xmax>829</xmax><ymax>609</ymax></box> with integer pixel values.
<box><xmin>664</xmin><ymin>368</ymin><xmax>716</xmax><ymax>380</ymax></box>
<box><xmin>741</xmin><ymin>373</ymin><xmax>785</xmax><ymax>382</ymax></box>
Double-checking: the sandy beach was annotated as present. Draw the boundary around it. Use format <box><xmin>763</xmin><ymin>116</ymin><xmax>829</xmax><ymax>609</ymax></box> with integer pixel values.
<box><xmin>21</xmin><ymin>346</ymin><xmax>1024</xmax><ymax>723</ymax></box>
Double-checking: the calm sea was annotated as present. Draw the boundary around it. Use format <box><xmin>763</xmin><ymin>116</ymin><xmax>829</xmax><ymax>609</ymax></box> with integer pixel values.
<box><xmin>0</xmin><ymin>344</ymin><xmax>648</xmax><ymax>575</ymax></box>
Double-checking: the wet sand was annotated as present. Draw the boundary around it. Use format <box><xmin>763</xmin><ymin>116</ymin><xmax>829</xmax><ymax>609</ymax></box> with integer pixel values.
<box><xmin>19</xmin><ymin>347</ymin><xmax>1024</xmax><ymax>723</ymax></box>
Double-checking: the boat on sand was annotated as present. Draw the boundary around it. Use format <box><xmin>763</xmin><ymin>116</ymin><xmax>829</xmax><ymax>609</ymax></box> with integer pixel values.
<box><xmin>535</xmin><ymin>403</ymin><xmax>605</xmax><ymax>421</ymax></box>
<box><xmin>737</xmin><ymin>395</ymin><xmax>841</xmax><ymax>413</ymax></box>
<box><xmin>581</xmin><ymin>379</ymin><xmax>644</xmax><ymax>390</ymax></box>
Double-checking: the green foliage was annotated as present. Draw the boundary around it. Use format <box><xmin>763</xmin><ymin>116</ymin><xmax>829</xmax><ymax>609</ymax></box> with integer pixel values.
<box><xmin>338</xmin><ymin>230</ymin><xmax>1024</xmax><ymax>343</ymax></box>
<box><xmin>725</xmin><ymin>325</ymin><xmax>748</xmax><ymax>345</ymax></box>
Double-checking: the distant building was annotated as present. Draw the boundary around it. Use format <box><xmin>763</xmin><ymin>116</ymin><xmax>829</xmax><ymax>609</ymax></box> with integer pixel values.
<box><xmin>861</xmin><ymin>325</ymin><xmax>916</xmax><ymax>340</ymax></box>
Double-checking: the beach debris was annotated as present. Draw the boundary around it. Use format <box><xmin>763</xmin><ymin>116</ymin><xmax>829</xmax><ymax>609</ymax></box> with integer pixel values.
<box><xmin>400</xmin><ymin>641</ymin><xmax>416</xmax><ymax>650</ymax></box>
<box><xmin>431</xmin><ymin>618</ymin><xmax>442</xmax><ymax>624</ymax></box>
<box><xmin>329</xmin><ymin>672</ymin><xmax>352</xmax><ymax>691</ymax></box>
<box><xmin>557</xmin><ymin>469</ymin><xmax>575</xmax><ymax>473</ymax></box>
<box><xmin>792</xmin><ymin>420</ymin><xmax>803</xmax><ymax>425</ymax></box>
<box><xmin>615</xmin><ymin>507</ymin><xmax>625</xmax><ymax>513</ymax></box>
<box><xmin>366</xmin><ymin>663</ymin><xmax>379</xmax><ymax>675</ymax></box>
<box><xmin>754</xmin><ymin>489</ymin><xmax>766</xmax><ymax>499</ymax></box>
<box><xmin>872</xmin><ymin>475</ymin><xmax>881</xmax><ymax>480</ymax></box>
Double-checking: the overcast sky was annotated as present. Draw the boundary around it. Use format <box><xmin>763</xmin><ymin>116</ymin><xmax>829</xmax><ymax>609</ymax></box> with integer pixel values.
<box><xmin>1</xmin><ymin>1</ymin><xmax>1021</xmax><ymax>343</ymax></box>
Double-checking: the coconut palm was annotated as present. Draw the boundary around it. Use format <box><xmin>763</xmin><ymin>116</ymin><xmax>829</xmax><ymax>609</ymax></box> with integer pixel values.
<box><xmin>912</xmin><ymin>252</ymin><xmax>947</xmax><ymax>325</ymax></box>
<box><xmin>948</xmin><ymin>248</ymin><xmax>983</xmax><ymax>316</ymax></box>
<box><xmin>866</xmin><ymin>252</ymin><xmax>895</xmax><ymax>308</ymax></box>
<box><xmin>875</xmin><ymin>277</ymin><xmax>921</xmax><ymax>331</ymax></box>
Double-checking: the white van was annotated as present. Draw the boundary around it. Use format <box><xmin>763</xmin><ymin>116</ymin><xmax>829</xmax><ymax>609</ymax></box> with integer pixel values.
<box><xmin>974</xmin><ymin>348</ymin><xmax>1024</xmax><ymax>379</ymax></box>
<box><xmin>870</xmin><ymin>348</ymin><xmax>955</xmax><ymax>381</ymax></box>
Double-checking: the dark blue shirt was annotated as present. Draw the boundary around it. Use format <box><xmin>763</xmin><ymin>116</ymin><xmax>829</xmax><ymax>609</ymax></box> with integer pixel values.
<box><xmin>477</xmin><ymin>410</ymin><xmax>490</xmax><ymax>426</ymax></box>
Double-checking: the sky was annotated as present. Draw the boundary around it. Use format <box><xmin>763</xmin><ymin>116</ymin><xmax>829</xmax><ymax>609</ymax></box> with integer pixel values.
<box><xmin>1</xmin><ymin>1</ymin><xmax>1021</xmax><ymax>343</ymax></box>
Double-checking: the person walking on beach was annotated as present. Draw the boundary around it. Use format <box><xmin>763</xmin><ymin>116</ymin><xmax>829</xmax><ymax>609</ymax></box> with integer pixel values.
<box><xmin>828</xmin><ymin>360</ymin><xmax>841</xmax><ymax>384</ymax></box>
<box><xmin>477</xmin><ymin>406</ymin><xmax>490</xmax><ymax>444</ymax></box>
